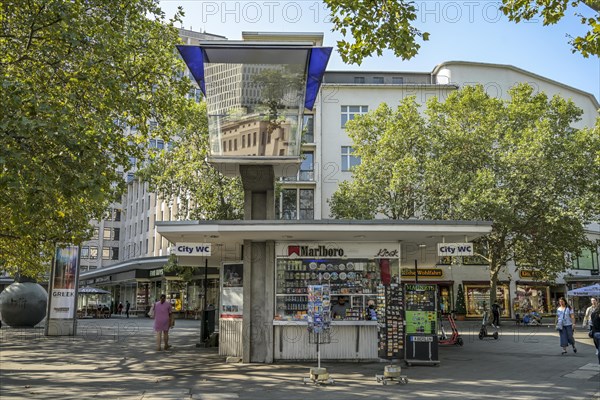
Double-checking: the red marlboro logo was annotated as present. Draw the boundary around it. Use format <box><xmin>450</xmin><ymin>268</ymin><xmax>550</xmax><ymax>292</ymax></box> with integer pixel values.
<box><xmin>288</xmin><ymin>245</ymin><xmax>300</xmax><ymax>256</ymax></box>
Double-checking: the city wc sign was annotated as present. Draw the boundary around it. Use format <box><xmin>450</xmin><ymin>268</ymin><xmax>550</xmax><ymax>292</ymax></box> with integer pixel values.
<box><xmin>173</xmin><ymin>243</ymin><xmax>211</xmax><ymax>256</ymax></box>
<box><xmin>437</xmin><ymin>243</ymin><xmax>473</xmax><ymax>257</ymax></box>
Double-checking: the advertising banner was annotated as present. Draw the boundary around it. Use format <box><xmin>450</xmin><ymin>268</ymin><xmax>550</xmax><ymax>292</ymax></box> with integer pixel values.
<box><xmin>49</xmin><ymin>245</ymin><xmax>79</xmax><ymax>319</ymax></box>
<box><xmin>221</xmin><ymin>263</ymin><xmax>243</xmax><ymax>319</ymax></box>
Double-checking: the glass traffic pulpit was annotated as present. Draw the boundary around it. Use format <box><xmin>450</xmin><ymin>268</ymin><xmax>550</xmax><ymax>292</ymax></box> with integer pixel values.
<box><xmin>177</xmin><ymin>42</ymin><xmax>332</xmax><ymax>176</ymax></box>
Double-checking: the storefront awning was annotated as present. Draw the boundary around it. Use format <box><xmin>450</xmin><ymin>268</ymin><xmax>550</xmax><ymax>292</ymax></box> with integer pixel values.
<box><xmin>156</xmin><ymin>219</ymin><xmax>493</xmax><ymax>248</ymax></box>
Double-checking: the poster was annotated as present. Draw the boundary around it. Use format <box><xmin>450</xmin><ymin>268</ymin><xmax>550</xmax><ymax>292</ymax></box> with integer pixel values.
<box><xmin>221</xmin><ymin>263</ymin><xmax>243</xmax><ymax>319</ymax></box>
<box><xmin>49</xmin><ymin>245</ymin><xmax>79</xmax><ymax>319</ymax></box>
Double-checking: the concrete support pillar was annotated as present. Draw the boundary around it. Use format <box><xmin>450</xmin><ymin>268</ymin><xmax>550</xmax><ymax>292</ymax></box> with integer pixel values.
<box><xmin>240</xmin><ymin>165</ymin><xmax>275</xmax><ymax>363</ymax></box>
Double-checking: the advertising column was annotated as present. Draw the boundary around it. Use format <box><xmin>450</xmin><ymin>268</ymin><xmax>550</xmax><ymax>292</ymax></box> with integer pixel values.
<box><xmin>46</xmin><ymin>245</ymin><xmax>80</xmax><ymax>336</ymax></box>
<box><xmin>404</xmin><ymin>284</ymin><xmax>439</xmax><ymax>365</ymax></box>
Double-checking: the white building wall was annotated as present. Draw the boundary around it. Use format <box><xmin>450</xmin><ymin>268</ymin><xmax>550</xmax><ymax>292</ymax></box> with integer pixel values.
<box><xmin>317</xmin><ymin>84</ymin><xmax>457</xmax><ymax>218</ymax></box>
<box><xmin>433</xmin><ymin>62</ymin><xmax>599</xmax><ymax>129</ymax></box>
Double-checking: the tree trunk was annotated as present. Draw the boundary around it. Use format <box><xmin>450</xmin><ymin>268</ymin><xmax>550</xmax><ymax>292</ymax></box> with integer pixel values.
<box><xmin>489</xmin><ymin>259</ymin><xmax>500</xmax><ymax>312</ymax></box>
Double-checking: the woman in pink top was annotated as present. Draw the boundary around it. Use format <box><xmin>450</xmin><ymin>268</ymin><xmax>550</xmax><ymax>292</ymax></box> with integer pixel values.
<box><xmin>153</xmin><ymin>294</ymin><xmax>173</xmax><ymax>350</ymax></box>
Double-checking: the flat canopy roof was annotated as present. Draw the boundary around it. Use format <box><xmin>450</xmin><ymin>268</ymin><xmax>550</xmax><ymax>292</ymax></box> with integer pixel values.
<box><xmin>156</xmin><ymin>220</ymin><xmax>493</xmax><ymax>247</ymax></box>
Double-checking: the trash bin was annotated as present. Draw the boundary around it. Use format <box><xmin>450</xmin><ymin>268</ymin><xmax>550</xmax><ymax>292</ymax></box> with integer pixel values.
<box><xmin>205</xmin><ymin>309</ymin><xmax>216</xmax><ymax>336</ymax></box>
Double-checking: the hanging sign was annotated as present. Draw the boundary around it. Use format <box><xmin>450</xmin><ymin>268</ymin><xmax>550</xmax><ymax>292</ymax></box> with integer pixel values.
<box><xmin>437</xmin><ymin>243</ymin><xmax>473</xmax><ymax>256</ymax></box>
<box><xmin>173</xmin><ymin>242</ymin><xmax>211</xmax><ymax>256</ymax></box>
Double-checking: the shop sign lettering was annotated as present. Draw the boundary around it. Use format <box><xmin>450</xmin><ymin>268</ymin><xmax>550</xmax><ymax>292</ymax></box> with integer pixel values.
<box><xmin>173</xmin><ymin>242</ymin><xmax>212</xmax><ymax>256</ymax></box>
<box><xmin>519</xmin><ymin>270</ymin><xmax>543</xmax><ymax>279</ymax></box>
<box><xmin>376</xmin><ymin>248</ymin><xmax>399</xmax><ymax>258</ymax></box>
<box><xmin>149</xmin><ymin>268</ymin><xmax>163</xmax><ymax>277</ymax></box>
<box><xmin>288</xmin><ymin>245</ymin><xmax>344</xmax><ymax>257</ymax></box>
<box><xmin>401</xmin><ymin>268</ymin><xmax>443</xmax><ymax>278</ymax></box>
<box><xmin>437</xmin><ymin>243</ymin><xmax>473</xmax><ymax>256</ymax></box>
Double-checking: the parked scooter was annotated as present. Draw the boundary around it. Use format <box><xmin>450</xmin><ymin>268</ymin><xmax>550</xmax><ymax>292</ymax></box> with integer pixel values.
<box><xmin>479</xmin><ymin>311</ymin><xmax>499</xmax><ymax>340</ymax></box>
<box><xmin>439</xmin><ymin>313</ymin><xmax>464</xmax><ymax>346</ymax></box>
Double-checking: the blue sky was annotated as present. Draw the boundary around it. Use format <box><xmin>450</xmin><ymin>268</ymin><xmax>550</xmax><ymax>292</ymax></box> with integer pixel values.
<box><xmin>160</xmin><ymin>1</ymin><xmax>599</xmax><ymax>101</ymax></box>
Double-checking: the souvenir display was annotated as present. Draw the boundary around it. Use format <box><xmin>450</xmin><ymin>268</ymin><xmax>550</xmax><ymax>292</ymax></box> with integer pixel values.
<box><xmin>377</xmin><ymin>283</ymin><xmax>404</xmax><ymax>360</ymax></box>
<box><xmin>275</xmin><ymin>258</ymin><xmax>384</xmax><ymax>321</ymax></box>
<box><xmin>307</xmin><ymin>284</ymin><xmax>331</xmax><ymax>334</ymax></box>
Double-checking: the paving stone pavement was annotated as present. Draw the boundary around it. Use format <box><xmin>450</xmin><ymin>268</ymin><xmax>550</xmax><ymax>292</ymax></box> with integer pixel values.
<box><xmin>1</xmin><ymin>318</ymin><xmax>599</xmax><ymax>400</ymax></box>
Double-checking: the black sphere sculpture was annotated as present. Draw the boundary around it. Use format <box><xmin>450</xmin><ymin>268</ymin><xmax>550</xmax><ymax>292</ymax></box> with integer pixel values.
<box><xmin>0</xmin><ymin>281</ymin><xmax>48</xmax><ymax>327</ymax></box>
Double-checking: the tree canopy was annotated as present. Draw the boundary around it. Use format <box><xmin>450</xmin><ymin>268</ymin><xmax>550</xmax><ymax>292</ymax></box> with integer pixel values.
<box><xmin>330</xmin><ymin>84</ymin><xmax>600</xmax><ymax>302</ymax></box>
<box><xmin>1</xmin><ymin>0</ymin><xmax>199</xmax><ymax>278</ymax></box>
<box><xmin>323</xmin><ymin>0</ymin><xmax>599</xmax><ymax>64</ymax></box>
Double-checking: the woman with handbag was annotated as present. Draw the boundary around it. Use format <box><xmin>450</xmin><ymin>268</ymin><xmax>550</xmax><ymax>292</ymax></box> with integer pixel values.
<box><xmin>556</xmin><ymin>297</ymin><xmax>577</xmax><ymax>355</ymax></box>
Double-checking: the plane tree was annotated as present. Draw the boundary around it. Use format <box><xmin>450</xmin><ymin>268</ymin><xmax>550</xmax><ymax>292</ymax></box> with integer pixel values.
<box><xmin>330</xmin><ymin>84</ymin><xmax>600</xmax><ymax>305</ymax></box>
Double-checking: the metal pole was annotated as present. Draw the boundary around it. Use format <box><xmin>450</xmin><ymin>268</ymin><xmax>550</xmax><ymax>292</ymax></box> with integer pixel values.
<box><xmin>414</xmin><ymin>259</ymin><xmax>418</xmax><ymax>284</ymax></box>
<box><xmin>202</xmin><ymin>258</ymin><xmax>208</xmax><ymax>342</ymax></box>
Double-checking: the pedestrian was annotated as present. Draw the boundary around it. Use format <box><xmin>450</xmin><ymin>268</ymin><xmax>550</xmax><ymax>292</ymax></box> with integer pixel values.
<box><xmin>582</xmin><ymin>298</ymin><xmax>597</xmax><ymax>332</ymax></box>
<box><xmin>153</xmin><ymin>294</ymin><xmax>173</xmax><ymax>351</ymax></box>
<box><xmin>556</xmin><ymin>297</ymin><xmax>577</xmax><ymax>355</ymax></box>
<box><xmin>125</xmin><ymin>300</ymin><xmax>131</xmax><ymax>319</ymax></box>
<box><xmin>117</xmin><ymin>302</ymin><xmax>123</xmax><ymax>315</ymax></box>
<box><xmin>590</xmin><ymin>301</ymin><xmax>600</xmax><ymax>363</ymax></box>
<box><xmin>491</xmin><ymin>300</ymin><xmax>501</xmax><ymax>327</ymax></box>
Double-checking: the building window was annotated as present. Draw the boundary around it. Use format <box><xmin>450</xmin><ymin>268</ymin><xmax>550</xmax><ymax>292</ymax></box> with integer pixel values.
<box><xmin>81</xmin><ymin>247</ymin><xmax>89</xmax><ymax>259</ymax></box>
<box><xmin>299</xmin><ymin>151</ymin><xmax>314</xmax><ymax>181</ymax></box>
<box><xmin>242</xmin><ymin>135</ymin><xmax>246</xmax><ymax>148</ymax></box>
<box><xmin>277</xmin><ymin>188</ymin><xmax>314</xmax><ymax>220</ymax></box>
<box><xmin>92</xmin><ymin>228</ymin><xmax>99</xmax><ymax>240</ymax></box>
<box><xmin>299</xmin><ymin>189</ymin><xmax>314</xmax><ymax>219</ymax></box>
<box><xmin>279</xmin><ymin>189</ymin><xmax>297</xmax><ymax>220</ymax></box>
<box><xmin>571</xmin><ymin>248</ymin><xmax>598</xmax><ymax>270</ymax></box>
<box><xmin>114</xmin><ymin>209</ymin><xmax>121</xmax><ymax>221</ymax></box>
<box><xmin>113</xmin><ymin>228</ymin><xmax>120</xmax><ymax>241</ymax></box>
<box><xmin>373</xmin><ymin>76</ymin><xmax>384</xmax><ymax>84</ymax></box>
<box><xmin>341</xmin><ymin>105</ymin><xmax>368</xmax><ymax>128</ymax></box>
<box><xmin>392</xmin><ymin>76</ymin><xmax>404</xmax><ymax>84</ymax></box>
<box><xmin>89</xmin><ymin>246</ymin><xmax>98</xmax><ymax>260</ymax></box>
<box><xmin>112</xmin><ymin>247</ymin><xmax>119</xmax><ymax>260</ymax></box>
<box><xmin>341</xmin><ymin>146</ymin><xmax>361</xmax><ymax>171</ymax></box>
<box><xmin>303</xmin><ymin>115</ymin><xmax>314</xmax><ymax>143</ymax></box>
<box><xmin>354</xmin><ymin>76</ymin><xmax>365</xmax><ymax>84</ymax></box>
<box><xmin>102</xmin><ymin>247</ymin><xmax>111</xmax><ymax>260</ymax></box>
<box><xmin>103</xmin><ymin>228</ymin><xmax>111</xmax><ymax>240</ymax></box>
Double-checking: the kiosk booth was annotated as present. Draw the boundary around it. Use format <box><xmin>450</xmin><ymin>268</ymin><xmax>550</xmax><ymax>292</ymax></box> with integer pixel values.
<box><xmin>157</xmin><ymin>220</ymin><xmax>492</xmax><ymax>362</ymax></box>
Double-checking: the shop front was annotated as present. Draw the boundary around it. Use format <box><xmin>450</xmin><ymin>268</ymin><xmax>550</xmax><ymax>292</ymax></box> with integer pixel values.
<box><xmin>273</xmin><ymin>241</ymin><xmax>399</xmax><ymax>360</ymax></box>
<box><xmin>463</xmin><ymin>282</ymin><xmax>510</xmax><ymax>318</ymax></box>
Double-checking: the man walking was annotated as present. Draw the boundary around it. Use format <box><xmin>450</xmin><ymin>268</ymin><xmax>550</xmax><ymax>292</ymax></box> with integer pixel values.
<box><xmin>125</xmin><ymin>300</ymin><xmax>131</xmax><ymax>318</ymax></box>
<box><xmin>491</xmin><ymin>300</ymin><xmax>501</xmax><ymax>328</ymax></box>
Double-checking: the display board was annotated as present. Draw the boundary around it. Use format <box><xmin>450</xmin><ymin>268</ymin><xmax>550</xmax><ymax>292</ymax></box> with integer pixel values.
<box><xmin>220</xmin><ymin>263</ymin><xmax>244</xmax><ymax>319</ymax></box>
<box><xmin>377</xmin><ymin>283</ymin><xmax>404</xmax><ymax>359</ymax></box>
<box><xmin>404</xmin><ymin>284</ymin><xmax>439</xmax><ymax>365</ymax></box>
<box><xmin>307</xmin><ymin>284</ymin><xmax>331</xmax><ymax>342</ymax></box>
